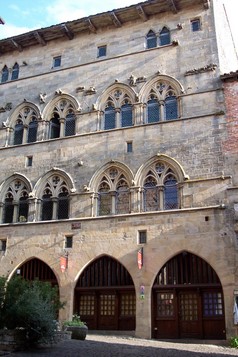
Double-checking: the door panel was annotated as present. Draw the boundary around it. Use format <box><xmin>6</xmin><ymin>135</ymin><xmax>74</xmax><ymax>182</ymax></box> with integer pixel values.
<box><xmin>179</xmin><ymin>292</ymin><xmax>202</xmax><ymax>338</ymax></box>
<box><xmin>98</xmin><ymin>294</ymin><xmax>118</xmax><ymax>330</ymax></box>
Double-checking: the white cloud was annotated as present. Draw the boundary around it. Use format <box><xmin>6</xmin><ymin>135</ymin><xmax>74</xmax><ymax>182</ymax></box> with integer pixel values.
<box><xmin>46</xmin><ymin>0</ymin><xmax>87</xmax><ymax>23</ymax></box>
<box><xmin>0</xmin><ymin>24</ymin><xmax>35</xmax><ymax>39</ymax></box>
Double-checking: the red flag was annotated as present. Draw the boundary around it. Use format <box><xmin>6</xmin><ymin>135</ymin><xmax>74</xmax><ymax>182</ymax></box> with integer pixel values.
<box><xmin>138</xmin><ymin>248</ymin><xmax>143</xmax><ymax>269</ymax></box>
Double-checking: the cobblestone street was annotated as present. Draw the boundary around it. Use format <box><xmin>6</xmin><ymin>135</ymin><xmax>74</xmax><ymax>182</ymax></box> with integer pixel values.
<box><xmin>5</xmin><ymin>334</ymin><xmax>238</xmax><ymax>357</ymax></box>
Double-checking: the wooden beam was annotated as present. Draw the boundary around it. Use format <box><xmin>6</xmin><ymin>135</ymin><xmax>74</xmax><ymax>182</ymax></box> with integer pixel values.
<box><xmin>34</xmin><ymin>31</ymin><xmax>46</xmax><ymax>46</ymax></box>
<box><xmin>110</xmin><ymin>11</ymin><xmax>121</xmax><ymax>27</ymax></box>
<box><xmin>167</xmin><ymin>0</ymin><xmax>178</xmax><ymax>13</ymax></box>
<box><xmin>136</xmin><ymin>5</ymin><xmax>148</xmax><ymax>21</ymax></box>
<box><xmin>61</xmin><ymin>24</ymin><xmax>74</xmax><ymax>40</ymax></box>
<box><xmin>0</xmin><ymin>17</ymin><xmax>5</xmax><ymax>25</ymax></box>
<box><xmin>85</xmin><ymin>18</ymin><xmax>96</xmax><ymax>33</ymax></box>
<box><xmin>11</xmin><ymin>39</ymin><xmax>23</xmax><ymax>52</ymax></box>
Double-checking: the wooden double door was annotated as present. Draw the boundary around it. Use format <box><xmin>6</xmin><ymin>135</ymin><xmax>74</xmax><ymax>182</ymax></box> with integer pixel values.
<box><xmin>74</xmin><ymin>289</ymin><xmax>136</xmax><ymax>331</ymax></box>
<box><xmin>153</xmin><ymin>288</ymin><xmax>226</xmax><ymax>339</ymax></box>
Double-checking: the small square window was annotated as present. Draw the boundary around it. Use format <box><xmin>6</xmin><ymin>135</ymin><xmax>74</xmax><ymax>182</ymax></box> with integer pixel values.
<box><xmin>191</xmin><ymin>19</ymin><xmax>201</xmax><ymax>32</ymax></box>
<box><xmin>53</xmin><ymin>56</ymin><xmax>61</xmax><ymax>68</ymax></box>
<box><xmin>98</xmin><ymin>45</ymin><xmax>107</xmax><ymax>58</ymax></box>
<box><xmin>0</xmin><ymin>240</ymin><xmax>6</xmax><ymax>252</ymax></box>
<box><xmin>127</xmin><ymin>141</ymin><xmax>133</xmax><ymax>153</ymax></box>
<box><xmin>26</xmin><ymin>156</ymin><xmax>33</xmax><ymax>167</ymax></box>
<box><xmin>65</xmin><ymin>236</ymin><xmax>73</xmax><ymax>249</ymax></box>
<box><xmin>138</xmin><ymin>231</ymin><xmax>147</xmax><ymax>244</ymax></box>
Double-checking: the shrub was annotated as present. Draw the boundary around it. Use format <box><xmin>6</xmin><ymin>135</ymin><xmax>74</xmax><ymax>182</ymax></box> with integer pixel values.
<box><xmin>230</xmin><ymin>336</ymin><xmax>238</xmax><ymax>348</ymax></box>
<box><xmin>0</xmin><ymin>276</ymin><xmax>64</xmax><ymax>346</ymax></box>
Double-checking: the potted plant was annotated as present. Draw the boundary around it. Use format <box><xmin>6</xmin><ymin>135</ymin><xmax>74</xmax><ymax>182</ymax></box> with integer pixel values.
<box><xmin>63</xmin><ymin>315</ymin><xmax>88</xmax><ymax>340</ymax></box>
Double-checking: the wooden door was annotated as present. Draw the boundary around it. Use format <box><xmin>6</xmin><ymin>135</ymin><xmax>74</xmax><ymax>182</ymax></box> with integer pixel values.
<box><xmin>178</xmin><ymin>291</ymin><xmax>202</xmax><ymax>338</ymax></box>
<box><xmin>98</xmin><ymin>293</ymin><xmax>118</xmax><ymax>330</ymax></box>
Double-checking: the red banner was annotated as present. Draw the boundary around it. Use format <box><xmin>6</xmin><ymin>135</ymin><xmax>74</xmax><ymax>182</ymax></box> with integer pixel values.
<box><xmin>60</xmin><ymin>256</ymin><xmax>67</xmax><ymax>272</ymax></box>
<box><xmin>138</xmin><ymin>248</ymin><xmax>143</xmax><ymax>270</ymax></box>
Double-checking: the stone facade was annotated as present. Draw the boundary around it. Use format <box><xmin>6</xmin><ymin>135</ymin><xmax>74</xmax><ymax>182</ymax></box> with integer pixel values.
<box><xmin>0</xmin><ymin>0</ymin><xmax>237</xmax><ymax>339</ymax></box>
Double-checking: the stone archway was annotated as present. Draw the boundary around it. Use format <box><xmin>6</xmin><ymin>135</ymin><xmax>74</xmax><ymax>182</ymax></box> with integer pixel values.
<box><xmin>74</xmin><ymin>255</ymin><xmax>135</xmax><ymax>331</ymax></box>
<box><xmin>152</xmin><ymin>251</ymin><xmax>226</xmax><ymax>339</ymax></box>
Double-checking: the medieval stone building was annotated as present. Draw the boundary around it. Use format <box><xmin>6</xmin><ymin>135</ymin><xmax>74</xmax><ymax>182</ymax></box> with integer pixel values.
<box><xmin>0</xmin><ymin>0</ymin><xmax>237</xmax><ymax>339</ymax></box>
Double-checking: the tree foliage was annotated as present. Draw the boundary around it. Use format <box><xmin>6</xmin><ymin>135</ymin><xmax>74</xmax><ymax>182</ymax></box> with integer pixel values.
<box><xmin>0</xmin><ymin>276</ymin><xmax>64</xmax><ymax>345</ymax></box>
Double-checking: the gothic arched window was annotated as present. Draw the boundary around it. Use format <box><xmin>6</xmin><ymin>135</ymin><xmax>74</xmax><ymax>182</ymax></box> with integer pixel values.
<box><xmin>146</xmin><ymin>30</ymin><xmax>157</xmax><ymax>49</ymax></box>
<box><xmin>13</xmin><ymin>119</ymin><xmax>24</xmax><ymax>145</ymax></box>
<box><xmin>1</xmin><ymin>65</ymin><xmax>9</xmax><ymax>83</ymax></box>
<box><xmin>49</xmin><ymin>114</ymin><xmax>60</xmax><ymax>139</ymax></box>
<box><xmin>159</xmin><ymin>27</ymin><xmax>170</xmax><ymax>46</ymax></box>
<box><xmin>143</xmin><ymin>162</ymin><xmax>178</xmax><ymax>211</ymax></box>
<box><xmin>11</xmin><ymin>63</ymin><xmax>19</xmax><ymax>80</ymax></box>
<box><xmin>41</xmin><ymin>175</ymin><xmax>69</xmax><ymax>221</ymax></box>
<box><xmin>3</xmin><ymin>179</ymin><xmax>29</xmax><ymax>223</ymax></box>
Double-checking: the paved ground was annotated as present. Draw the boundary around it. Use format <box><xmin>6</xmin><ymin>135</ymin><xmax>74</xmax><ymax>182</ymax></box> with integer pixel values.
<box><xmin>2</xmin><ymin>334</ymin><xmax>237</xmax><ymax>357</ymax></box>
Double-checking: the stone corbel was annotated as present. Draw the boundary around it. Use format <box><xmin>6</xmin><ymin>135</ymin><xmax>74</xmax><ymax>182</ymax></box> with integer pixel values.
<box><xmin>84</xmin><ymin>87</ymin><xmax>96</xmax><ymax>95</ymax></box>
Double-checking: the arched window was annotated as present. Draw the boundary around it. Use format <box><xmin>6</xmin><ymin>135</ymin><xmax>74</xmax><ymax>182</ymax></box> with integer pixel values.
<box><xmin>98</xmin><ymin>180</ymin><xmax>111</xmax><ymax>215</ymax></box>
<box><xmin>27</xmin><ymin>117</ymin><xmax>38</xmax><ymax>143</ymax></box>
<box><xmin>146</xmin><ymin>30</ymin><xmax>157</xmax><ymax>49</ymax></box>
<box><xmin>165</xmin><ymin>95</ymin><xmax>178</xmax><ymax>120</ymax></box>
<box><xmin>49</xmin><ymin>114</ymin><xmax>60</xmax><ymax>139</ymax></box>
<box><xmin>145</xmin><ymin>81</ymin><xmax>178</xmax><ymax>123</ymax></box>
<box><xmin>97</xmin><ymin>167</ymin><xmax>131</xmax><ymax>216</ymax></box>
<box><xmin>13</xmin><ymin>119</ymin><xmax>24</xmax><ymax>145</ymax></box>
<box><xmin>116</xmin><ymin>176</ymin><xmax>130</xmax><ymax>214</ymax></box>
<box><xmin>3</xmin><ymin>179</ymin><xmax>29</xmax><ymax>223</ymax></box>
<box><xmin>147</xmin><ymin>95</ymin><xmax>160</xmax><ymax>123</ymax></box>
<box><xmin>11</xmin><ymin>63</ymin><xmax>19</xmax><ymax>80</ymax></box>
<box><xmin>65</xmin><ymin>111</ymin><xmax>76</xmax><ymax>136</ymax></box>
<box><xmin>121</xmin><ymin>102</ymin><xmax>133</xmax><ymax>127</ymax></box>
<box><xmin>164</xmin><ymin>173</ymin><xmax>178</xmax><ymax>209</ymax></box>
<box><xmin>143</xmin><ymin>162</ymin><xmax>178</xmax><ymax>211</ymax></box>
<box><xmin>159</xmin><ymin>27</ymin><xmax>170</xmax><ymax>46</ymax></box>
<box><xmin>1</xmin><ymin>65</ymin><xmax>9</xmax><ymax>83</ymax></box>
<box><xmin>104</xmin><ymin>103</ymin><xmax>116</xmax><ymax>130</ymax></box>
<box><xmin>41</xmin><ymin>175</ymin><xmax>69</xmax><ymax>221</ymax></box>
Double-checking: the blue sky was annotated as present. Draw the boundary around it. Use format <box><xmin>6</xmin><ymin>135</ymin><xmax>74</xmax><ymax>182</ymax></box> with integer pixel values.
<box><xmin>0</xmin><ymin>0</ymin><xmax>237</xmax><ymax>48</ymax></box>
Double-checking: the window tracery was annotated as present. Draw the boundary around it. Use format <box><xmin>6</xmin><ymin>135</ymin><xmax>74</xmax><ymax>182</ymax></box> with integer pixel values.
<box><xmin>3</xmin><ymin>179</ymin><xmax>29</xmax><ymax>223</ymax></box>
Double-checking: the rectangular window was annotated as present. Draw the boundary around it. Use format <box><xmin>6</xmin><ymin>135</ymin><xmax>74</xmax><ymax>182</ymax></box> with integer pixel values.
<box><xmin>127</xmin><ymin>141</ymin><xmax>133</xmax><ymax>153</ymax></box>
<box><xmin>191</xmin><ymin>19</ymin><xmax>201</xmax><ymax>32</ymax></box>
<box><xmin>65</xmin><ymin>236</ymin><xmax>73</xmax><ymax>249</ymax></box>
<box><xmin>53</xmin><ymin>56</ymin><xmax>61</xmax><ymax>68</ymax></box>
<box><xmin>98</xmin><ymin>45</ymin><xmax>107</xmax><ymax>58</ymax></box>
<box><xmin>0</xmin><ymin>239</ymin><xmax>6</xmax><ymax>252</ymax></box>
<box><xmin>138</xmin><ymin>230</ymin><xmax>147</xmax><ymax>244</ymax></box>
<box><xmin>26</xmin><ymin>156</ymin><xmax>33</xmax><ymax>167</ymax></box>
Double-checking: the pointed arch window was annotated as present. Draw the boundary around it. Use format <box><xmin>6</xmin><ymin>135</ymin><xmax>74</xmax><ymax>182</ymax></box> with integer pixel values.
<box><xmin>3</xmin><ymin>180</ymin><xmax>29</xmax><ymax>223</ymax></box>
<box><xmin>11</xmin><ymin>63</ymin><xmax>19</xmax><ymax>80</ymax></box>
<box><xmin>27</xmin><ymin>117</ymin><xmax>38</xmax><ymax>143</ymax></box>
<box><xmin>146</xmin><ymin>30</ymin><xmax>157</xmax><ymax>49</ymax></box>
<box><xmin>116</xmin><ymin>176</ymin><xmax>130</xmax><ymax>214</ymax></box>
<box><xmin>165</xmin><ymin>95</ymin><xmax>178</xmax><ymax>120</ymax></box>
<box><xmin>121</xmin><ymin>102</ymin><xmax>133</xmax><ymax>127</ymax></box>
<box><xmin>159</xmin><ymin>27</ymin><xmax>170</xmax><ymax>46</ymax></box>
<box><xmin>65</xmin><ymin>111</ymin><xmax>76</xmax><ymax>136</ymax></box>
<box><xmin>41</xmin><ymin>175</ymin><xmax>70</xmax><ymax>221</ymax></box>
<box><xmin>104</xmin><ymin>103</ymin><xmax>116</xmax><ymax>130</ymax></box>
<box><xmin>1</xmin><ymin>65</ymin><xmax>9</xmax><ymax>83</ymax></box>
<box><xmin>49</xmin><ymin>113</ymin><xmax>60</xmax><ymax>139</ymax></box>
<box><xmin>98</xmin><ymin>180</ymin><xmax>111</xmax><ymax>215</ymax></box>
<box><xmin>147</xmin><ymin>95</ymin><xmax>160</xmax><ymax>123</ymax></box>
<box><xmin>143</xmin><ymin>162</ymin><xmax>179</xmax><ymax>211</ymax></box>
<box><xmin>13</xmin><ymin>119</ymin><xmax>24</xmax><ymax>145</ymax></box>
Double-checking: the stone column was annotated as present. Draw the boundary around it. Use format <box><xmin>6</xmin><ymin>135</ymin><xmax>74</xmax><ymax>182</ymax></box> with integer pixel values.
<box><xmin>0</xmin><ymin>202</ymin><xmax>3</xmax><ymax>224</ymax></box>
<box><xmin>12</xmin><ymin>201</ymin><xmax>18</xmax><ymax>223</ymax></box>
<box><xmin>23</xmin><ymin>124</ymin><xmax>28</xmax><ymax>144</ymax></box>
<box><xmin>52</xmin><ymin>197</ymin><xmax>58</xmax><ymax>220</ymax></box>
<box><xmin>60</xmin><ymin>118</ymin><xmax>65</xmax><ymax>137</ymax></box>
<box><xmin>159</xmin><ymin>100</ymin><xmax>165</xmax><ymax>121</ymax></box>
<box><xmin>111</xmin><ymin>191</ymin><xmax>116</xmax><ymax>215</ymax></box>
<box><xmin>27</xmin><ymin>197</ymin><xmax>37</xmax><ymax>222</ymax></box>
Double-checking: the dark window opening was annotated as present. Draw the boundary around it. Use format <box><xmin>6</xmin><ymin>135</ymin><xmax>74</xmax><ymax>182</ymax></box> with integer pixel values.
<box><xmin>191</xmin><ymin>19</ymin><xmax>201</xmax><ymax>32</ymax></box>
<box><xmin>65</xmin><ymin>112</ymin><xmax>76</xmax><ymax>136</ymax></box>
<box><xmin>41</xmin><ymin>194</ymin><xmax>53</xmax><ymax>221</ymax></box>
<box><xmin>0</xmin><ymin>240</ymin><xmax>6</xmax><ymax>252</ymax></box>
<box><xmin>104</xmin><ymin>105</ymin><xmax>116</xmax><ymax>130</ymax></box>
<box><xmin>159</xmin><ymin>27</ymin><xmax>170</xmax><ymax>46</ymax></box>
<box><xmin>53</xmin><ymin>56</ymin><xmax>61</xmax><ymax>68</ymax></box>
<box><xmin>138</xmin><ymin>231</ymin><xmax>147</xmax><ymax>244</ymax></box>
<box><xmin>4</xmin><ymin>198</ymin><xmax>14</xmax><ymax>223</ymax></box>
<box><xmin>65</xmin><ymin>236</ymin><xmax>73</xmax><ymax>249</ymax></box>
<box><xmin>49</xmin><ymin>114</ymin><xmax>60</xmax><ymax>139</ymax></box>
<box><xmin>26</xmin><ymin>156</ymin><xmax>33</xmax><ymax>167</ymax></box>
<box><xmin>121</xmin><ymin>103</ymin><xmax>133</xmax><ymax>127</ymax></box>
<box><xmin>146</xmin><ymin>30</ymin><xmax>157</xmax><ymax>49</ymax></box>
<box><xmin>58</xmin><ymin>192</ymin><xmax>69</xmax><ymax>219</ymax></box>
<box><xmin>11</xmin><ymin>63</ymin><xmax>19</xmax><ymax>80</ymax></box>
<box><xmin>147</xmin><ymin>98</ymin><xmax>160</xmax><ymax>123</ymax></box>
<box><xmin>14</xmin><ymin>121</ymin><xmax>24</xmax><ymax>145</ymax></box>
<box><xmin>127</xmin><ymin>141</ymin><xmax>133</xmax><ymax>153</ymax></box>
<box><xmin>27</xmin><ymin>119</ymin><xmax>38</xmax><ymax>143</ymax></box>
<box><xmin>1</xmin><ymin>65</ymin><xmax>9</xmax><ymax>83</ymax></box>
<box><xmin>165</xmin><ymin>96</ymin><xmax>178</xmax><ymax>120</ymax></box>
<box><xmin>98</xmin><ymin>45</ymin><xmax>107</xmax><ymax>57</ymax></box>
